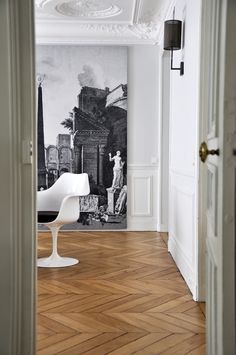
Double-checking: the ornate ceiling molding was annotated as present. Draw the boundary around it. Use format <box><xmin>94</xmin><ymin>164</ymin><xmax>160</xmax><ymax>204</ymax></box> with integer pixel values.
<box><xmin>128</xmin><ymin>22</ymin><xmax>160</xmax><ymax>42</ymax></box>
<box><xmin>35</xmin><ymin>0</ymin><xmax>174</xmax><ymax>45</ymax></box>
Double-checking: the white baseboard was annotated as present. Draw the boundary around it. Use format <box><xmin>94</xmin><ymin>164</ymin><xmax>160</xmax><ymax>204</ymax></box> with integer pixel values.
<box><xmin>168</xmin><ymin>234</ymin><xmax>196</xmax><ymax>299</ymax></box>
<box><xmin>128</xmin><ymin>217</ymin><xmax>158</xmax><ymax>231</ymax></box>
<box><xmin>156</xmin><ymin>223</ymin><xmax>168</xmax><ymax>232</ymax></box>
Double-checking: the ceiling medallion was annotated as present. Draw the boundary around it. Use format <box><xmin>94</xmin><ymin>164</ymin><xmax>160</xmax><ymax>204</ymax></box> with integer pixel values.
<box><xmin>37</xmin><ymin>0</ymin><xmax>122</xmax><ymax>18</ymax></box>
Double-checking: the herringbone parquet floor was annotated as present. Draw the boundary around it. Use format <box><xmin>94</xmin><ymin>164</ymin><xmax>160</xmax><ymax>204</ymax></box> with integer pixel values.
<box><xmin>37</xmin><ymin>231</ymin><xmax>206</xmax><ymax>355</ymax></box>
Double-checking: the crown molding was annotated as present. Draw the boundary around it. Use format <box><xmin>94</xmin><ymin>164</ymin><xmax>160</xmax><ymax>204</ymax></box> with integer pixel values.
<box><xmin>36</xmin><ymin>21</ymin><xmax>159</xmax><ymax>45</ymax></box>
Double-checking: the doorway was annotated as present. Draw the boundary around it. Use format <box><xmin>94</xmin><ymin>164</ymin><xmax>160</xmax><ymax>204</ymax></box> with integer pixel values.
<box><xmin>2</xmin><ymin>0</ymin><xmax>235</xmax><ymax>354</ymax></box>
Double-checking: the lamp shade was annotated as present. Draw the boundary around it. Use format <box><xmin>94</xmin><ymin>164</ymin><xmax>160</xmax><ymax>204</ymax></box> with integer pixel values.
<box><xmin>164</xmin><ymin>20</ymin><xmax>182</xmax><ymax>50</ymax></box>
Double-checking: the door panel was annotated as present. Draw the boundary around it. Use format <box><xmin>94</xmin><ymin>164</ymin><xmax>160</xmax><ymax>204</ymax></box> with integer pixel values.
<box><xmin>207</xmin><ymin>164</ymin><xmax>218</xmax><ymax>237</ymax></box>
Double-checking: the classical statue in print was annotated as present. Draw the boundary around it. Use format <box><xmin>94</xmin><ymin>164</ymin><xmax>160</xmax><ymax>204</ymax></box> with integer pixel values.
<box><xmin>109</xmin><ymin>150</ymin><xmax>125</xmax><ymax>189</ymax></box>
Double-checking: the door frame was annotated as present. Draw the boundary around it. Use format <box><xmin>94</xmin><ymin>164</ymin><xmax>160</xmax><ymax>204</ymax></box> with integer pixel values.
<box><xmin>0</xmin><ymin>0</ymin><xmax>36</xmax><ymax>354</ymax></box>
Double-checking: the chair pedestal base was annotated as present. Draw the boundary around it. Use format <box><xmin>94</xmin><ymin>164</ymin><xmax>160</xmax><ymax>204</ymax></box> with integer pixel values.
<box><xmin>37</xmin><ymin>254</ymin><xmax>79</xmax><ymax>268</ymax></box>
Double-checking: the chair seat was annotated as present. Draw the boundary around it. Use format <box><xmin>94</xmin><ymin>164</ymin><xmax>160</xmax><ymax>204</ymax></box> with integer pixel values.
<box><xmin>37</xmin><ymin>173</ymin><xmax>90</xmax><ymax>268</ymax></box>
<box><xmin>38</xmin><ymin>211</ymin><xmax>58</xmax><ymax>223</ymax></box>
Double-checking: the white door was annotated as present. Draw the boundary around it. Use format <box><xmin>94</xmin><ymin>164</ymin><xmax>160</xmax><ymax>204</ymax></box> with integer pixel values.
<box><xmin>199</xmin><ymin>0</ymin><xmax>236</xmax><ymax>353</ymax></box>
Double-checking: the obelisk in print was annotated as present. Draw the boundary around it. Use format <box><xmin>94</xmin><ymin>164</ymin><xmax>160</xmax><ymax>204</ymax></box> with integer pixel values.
<box><xmin>37</xmin><ymin>75</ymin><xmax>47</xmax><ymax>190</ymax></box>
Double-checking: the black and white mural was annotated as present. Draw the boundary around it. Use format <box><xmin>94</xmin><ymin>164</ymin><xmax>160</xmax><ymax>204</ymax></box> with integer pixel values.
<box><xmin>37</xmin><ymin>46</ymin><xmax>127</xmax><ymax>229</ymax></box>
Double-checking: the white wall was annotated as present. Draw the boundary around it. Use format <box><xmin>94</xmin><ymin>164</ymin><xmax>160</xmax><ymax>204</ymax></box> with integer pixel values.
<box><xmin>164</xmin><ymin>0</ymin><xmax>202</xmax><ymax>299</ymax></box>
<box><xmin>127</xmin><ymin>45</ymin><xmax>159</xmax><ymax>230</ymax></box>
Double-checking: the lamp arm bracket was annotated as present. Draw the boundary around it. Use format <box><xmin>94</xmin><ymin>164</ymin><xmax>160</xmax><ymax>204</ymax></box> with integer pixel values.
<box><xmin>171</xmin><ymin>49</ymin><xmax>184</xmax><ymax>75</ymax></box>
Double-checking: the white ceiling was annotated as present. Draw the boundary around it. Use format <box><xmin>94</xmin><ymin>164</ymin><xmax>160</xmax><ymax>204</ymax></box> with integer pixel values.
<box><xmin>35</xmin><ymin>0</ymin><xmax>174</xmax><ymax>45</ymax></box>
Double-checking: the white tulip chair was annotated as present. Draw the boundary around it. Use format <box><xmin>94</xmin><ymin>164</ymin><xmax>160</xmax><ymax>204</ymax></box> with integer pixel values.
<box><xmin>37</xmin><ymin>173</ymin><xmax>90</xmax><ymax>268</ymax></box>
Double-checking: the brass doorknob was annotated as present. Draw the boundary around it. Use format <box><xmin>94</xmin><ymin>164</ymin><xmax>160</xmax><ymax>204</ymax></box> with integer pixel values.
<box><xmin>199</xmin><ymin>142</ymin><xmax>219</xmax><ymax>163</ymax></box>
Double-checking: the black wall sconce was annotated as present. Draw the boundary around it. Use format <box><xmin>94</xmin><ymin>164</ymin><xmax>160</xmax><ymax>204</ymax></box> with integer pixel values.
<box><xmin>164</xmin><ymin>19</ymin><xmax>184</xmax><ymax>76</ymax></box>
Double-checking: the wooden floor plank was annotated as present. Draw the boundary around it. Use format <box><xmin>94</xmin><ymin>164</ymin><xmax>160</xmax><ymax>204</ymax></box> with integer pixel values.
<box><xmin>37</xmin><ymin>231</ymin><xmax>205</xmax><ymax>354</ymax></box>
<box><xmin>37</xmin><ymin>333</ymin><xmax>99</xmax><ymax>355</ymax></box>
<box><xmin>160</xmin><ymin>333</ymin><xmax>206</xmax><ymax>355</ymax></box>
<box><xmin>137</xmin><ymin>333</ymin><xmax>194</xmax><ymax>354</ymax></box>
<box><xmin>108</xmin><ymin>333</ymin><xmax>170</xmax><ymax>355</ymax></box>
<box><xmin>58</xmin><ymin>333</ymin><xmax>125</xmax><ymax>355</ymax></box>
<box><xmin>79</xmin><ymin>333</ymin><xmax>146</xmax><ymax>355</ymax></box>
